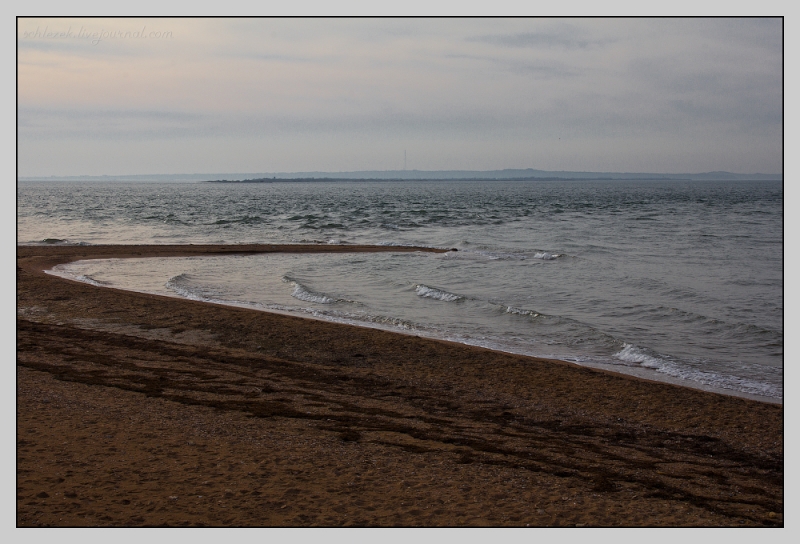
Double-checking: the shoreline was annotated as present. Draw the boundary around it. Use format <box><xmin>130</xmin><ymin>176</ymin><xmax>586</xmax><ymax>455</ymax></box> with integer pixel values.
<box><xmin>17</xmin><ymin>244</ymin><xmax>784</xmax><ymax>526</ymax></box>
<box><xmin>41</xmin><ymin>244</ymin><xmax>781</xmax><ymax>405</ymax></box>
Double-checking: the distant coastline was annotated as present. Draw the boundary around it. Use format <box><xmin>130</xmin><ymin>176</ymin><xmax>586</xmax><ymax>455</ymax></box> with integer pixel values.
<box><xmin>18</xmin><ymin>168</ymin><xmax>782</xmax><ymax>183</ymax></box>
<box><xmin>204</xmin><ymin>176</ymin><xmax>695</xmax><ymax>183</ymax></box>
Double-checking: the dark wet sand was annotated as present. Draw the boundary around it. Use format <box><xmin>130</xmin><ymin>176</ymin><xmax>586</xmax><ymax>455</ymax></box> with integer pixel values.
<box><xmin>16</xmin><ymin>244</ymin><xmax>783</xmax><ymax>527</ymax></box>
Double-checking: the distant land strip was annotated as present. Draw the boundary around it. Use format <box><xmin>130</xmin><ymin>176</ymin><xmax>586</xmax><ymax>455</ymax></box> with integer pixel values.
<box><xmin>18</xmin><ymin>169</ymin><xmax>782</xmax><ymax>183</ymax></box>
<box><xmin>205</xmin><ymin>176</ymin><xmax>694</xmax><ymax>183</ymax></box>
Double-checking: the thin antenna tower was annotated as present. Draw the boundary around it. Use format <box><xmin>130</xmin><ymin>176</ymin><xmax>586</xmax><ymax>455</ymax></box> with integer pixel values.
<box><xmin>404</xmin><ymin>150</ymin><xmax>407</xmax><ymax>171</ymax></box>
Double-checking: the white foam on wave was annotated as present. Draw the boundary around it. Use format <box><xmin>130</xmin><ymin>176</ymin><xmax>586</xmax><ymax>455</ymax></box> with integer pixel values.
<box><xmin>74</xmin><ymin>274</ymin><xmax>106</xmax><ymax>287</ymax></box>
<box><xmin>46</xmin><ymin>264</ymin><xmax>109</xmax><ymax>287</ymax></box>
<box><xmin>505</xmin><ymin>306</ymin><xmax>539</xmax><ymax>317</ymax></box>
<box><xmin>613</xmin><ymin>343</ymin><xmax>782</xmax><ymax>399</ymax></box>
<box><xmin>614</xmin><ymin>343</ymin><xmax>660</xmax><ymax>367</ymax></box>
<box><xmin>415</xmin><ymin>284</ymin><xmax>462</xmax><ymax>302</ymax></box>
<box><xmin>165</xmin><ymin>273</ymin><xmax>209</xmax><ymax>302</ymax></box>
<box><xmin>533</xmin><ymin>252</ymin><xmax>560</xmax><ymax>260</ymax></box>
<box><xmin>290</xmin><ymin>283</ymin><xmax>336</xmax><ymax>304</ymax></box>
<box><xmin>35</xmin><ymin>239</ymin><xmax>93</xmax><ymax>246</ymax></box>
<box><xmin>281</xmin><ymin>276</ymin><xmax>340</xmax><ymax>304</ymax></box>
<box><xmin>300</xmin><ymin>308</ymin><xmax>422</xmax><ymax>332</ymax></box>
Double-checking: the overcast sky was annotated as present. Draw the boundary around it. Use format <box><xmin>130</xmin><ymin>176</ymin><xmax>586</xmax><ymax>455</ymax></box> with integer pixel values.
<box><xmin>17</xmin><ymin>17</ymin><xmax>783</xmax><ymax>177</ymax></box>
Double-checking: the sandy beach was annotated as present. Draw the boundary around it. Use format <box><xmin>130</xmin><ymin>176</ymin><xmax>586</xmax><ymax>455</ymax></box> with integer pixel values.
<box><xmin>16</xmin><ymin>244</ymin><xmax>783</xmax><ymax>527</ymax></box>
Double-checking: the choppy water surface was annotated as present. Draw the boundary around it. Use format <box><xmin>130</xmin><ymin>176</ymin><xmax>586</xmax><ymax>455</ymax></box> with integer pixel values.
<box><xmin>20</xmin><ymin>180</ymin><xmax>783</xmax><ymax>401</ymax></box>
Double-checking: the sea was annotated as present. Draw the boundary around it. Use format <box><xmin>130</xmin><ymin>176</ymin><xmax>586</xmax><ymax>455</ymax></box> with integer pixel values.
<box><xmin>17</xmin><ymin>179</ymin><xmax>784</xmax><ymax>403</ymax></box>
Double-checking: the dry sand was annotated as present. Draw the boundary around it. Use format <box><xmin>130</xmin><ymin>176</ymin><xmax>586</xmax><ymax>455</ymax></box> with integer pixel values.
<box><xmin>16</xmin><ymin>244</ymin><xmax>783</xmax><ymax>527</ymax></box>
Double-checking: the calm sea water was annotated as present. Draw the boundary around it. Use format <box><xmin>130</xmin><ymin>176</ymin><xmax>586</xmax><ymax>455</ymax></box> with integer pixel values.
<box><xmin>18</xmin><ymin>180</ymin><xmax>783</xmax><ymax>402</ymax></box>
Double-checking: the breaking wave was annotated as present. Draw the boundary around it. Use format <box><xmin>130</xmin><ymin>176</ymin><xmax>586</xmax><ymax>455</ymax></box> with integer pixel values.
<box><xmin>415</xmin><ymin>284</ymin><xmax>463</xmax><ymax>302</ymax></box>
<box><xmin>74</xmin><ymin>274</ymin><xmax>106</xmax><ymax>287</ymax></box>
<box><xmin>281</xmin><ymin>276</ymin><xmax>345</xmax><ymax>304</ymax></box>
<box><xmin>613</xmin><ymin>343</ymin><xmax>782</xmax><ymax>399</ymax></box>
<box><xmin>504</xmin><ymin>306</ymin><xmax>539</xmax><ymax>317</ymax></box>
<box><xmin>165</xmin><ymin>273</ymin><xmax>209</xmax><ymax>302</ymax></box>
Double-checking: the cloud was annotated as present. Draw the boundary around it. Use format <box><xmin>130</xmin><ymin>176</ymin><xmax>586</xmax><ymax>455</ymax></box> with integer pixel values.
<box><xmin>15</xmin><ymin>18</ymin><xmax>784</xmax><ymax>175</ymax></box>
<box><xmin>468</xmin><ymin>22</ymin><xmax>614</xmax><ymax>50</ymax></box>
<box><xmin>444</xmin><ymin>53</ymin><xmax>579</xmax><ymax>78</ymax></box>
<box><xmin>22</xmin><ymin>93</ymin><xmax>779</xmax><ymax>145</ymax></box>
<box><xmin>17</xmin><ymin>108</ymin><xmax>206</xmax><ymax>140</ymax></box>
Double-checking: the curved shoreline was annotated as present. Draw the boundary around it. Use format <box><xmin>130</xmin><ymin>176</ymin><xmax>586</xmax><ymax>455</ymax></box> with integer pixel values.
<box><xmin>17</xmin><ymin>244</ymin><xmax>784</xmax><ymax>526</ymax></box>
<box><xmin>34</xmin><ymin>243</ymin><xmax>781</xmax><ymax>404</ymax></box>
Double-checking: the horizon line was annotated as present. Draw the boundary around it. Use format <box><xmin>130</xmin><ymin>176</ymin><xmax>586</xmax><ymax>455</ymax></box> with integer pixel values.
<box><xmin>17</xmin><ymin>167</ymin><xmax>785</xmax><ymax>180</ymax></box>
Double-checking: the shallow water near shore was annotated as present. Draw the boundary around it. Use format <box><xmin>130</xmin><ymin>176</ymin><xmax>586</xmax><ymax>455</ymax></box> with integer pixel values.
<box><xmin>21</xmin><ymin>179</ymin><xmax>783</xmax><ymax>401</ymax></box>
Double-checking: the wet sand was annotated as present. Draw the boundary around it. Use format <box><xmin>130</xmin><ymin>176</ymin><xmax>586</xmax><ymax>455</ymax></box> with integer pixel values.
<box><xmin>16</xmin><ymin>244</ymin><xmax>783</xmax><ymax>527</ymax></box>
